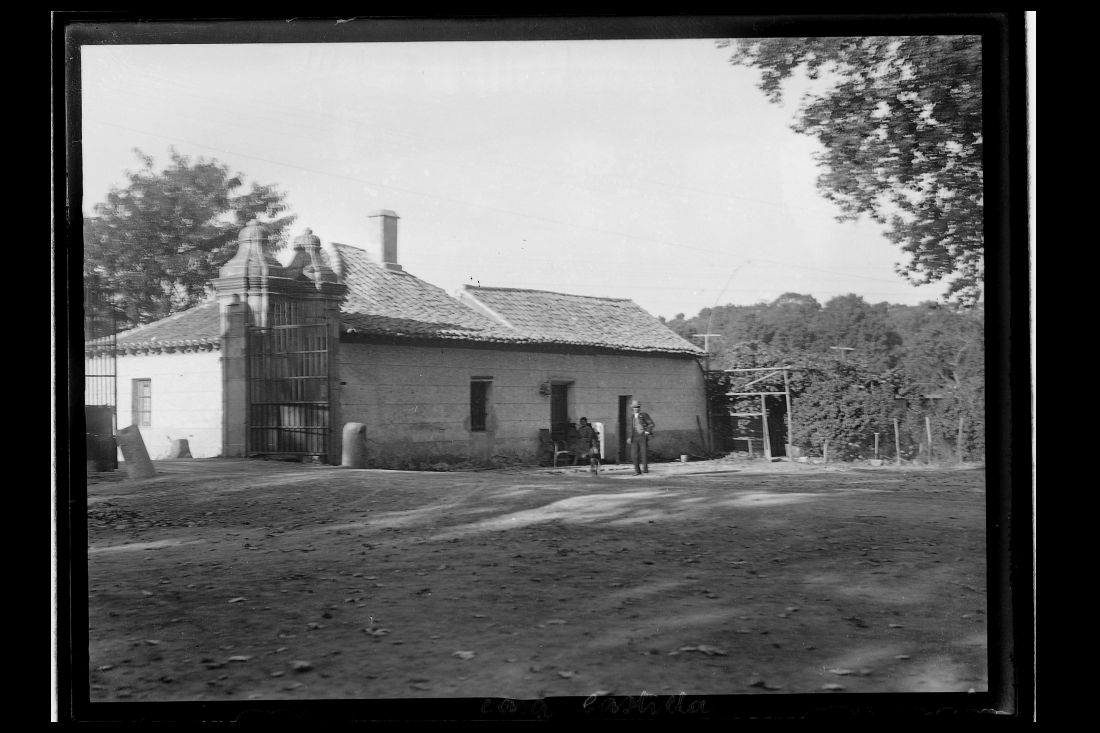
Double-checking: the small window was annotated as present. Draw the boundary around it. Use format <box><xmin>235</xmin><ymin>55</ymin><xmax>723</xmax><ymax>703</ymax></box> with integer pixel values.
<box><xmin>132</xmin><ymin>378</ymin><xmax>152</xmax><ymax>427</ymax></box>
<box><xmin>470</xmin><ymin>378</ymin><xmax>491</xmax><ymax>432</ymax></box>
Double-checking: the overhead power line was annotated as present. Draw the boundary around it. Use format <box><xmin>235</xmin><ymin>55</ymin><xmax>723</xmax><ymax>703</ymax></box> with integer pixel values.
<box><xmin>87</xmin><ymin>117</ymin><xmax>921</xmax><ymax>294</ymax></box>
<box><xmin>87</xmin><ymin>67</ymin><xmax>846</xmax><ymax>217</ymax></box>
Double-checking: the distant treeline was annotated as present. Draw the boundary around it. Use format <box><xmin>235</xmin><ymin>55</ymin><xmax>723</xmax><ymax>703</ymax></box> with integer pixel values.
<box><xmin>662</xmin><ymin>293</ymin><xmax>984</xmax><ymax>462</ymax></box>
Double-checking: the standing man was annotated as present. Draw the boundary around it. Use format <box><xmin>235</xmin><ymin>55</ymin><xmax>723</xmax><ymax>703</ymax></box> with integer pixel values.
<box><xmin>627</xmin><ymin>400</ymin><xmax>656</xmax><ymax>475</ymax></box>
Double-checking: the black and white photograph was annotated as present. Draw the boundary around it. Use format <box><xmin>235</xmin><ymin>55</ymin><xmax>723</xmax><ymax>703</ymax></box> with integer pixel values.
<box><xmin>56</xmin><ymin>12</ymin><xmax>1034</xmax><ymax>723</ymax></box>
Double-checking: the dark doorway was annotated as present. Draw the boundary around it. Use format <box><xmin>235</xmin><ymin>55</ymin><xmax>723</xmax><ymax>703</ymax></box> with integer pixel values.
<box><xmin>550</xmin><ymin>383</ymin><xmax>571</xmax><ymax>443</ymax></box>
<box><xmin>764</xmin><ymin>395</ymin><xmax>788</xmax><ymax>457</ymax></box>
<box><xmin>85</xmin><ymin>405</ymin><xmax>117</xmax><ymax>472</ymax></box>
<box><xmin>617</xmin><ymin>395</ymin><xmax>632</xmax><ymax>463</ymax></box>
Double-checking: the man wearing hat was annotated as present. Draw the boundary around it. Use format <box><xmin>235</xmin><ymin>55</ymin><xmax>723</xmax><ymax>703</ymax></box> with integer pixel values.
<box><xmin>627</xmin><ymin>400</ymin><xmax>656</xmax><ymax>475</ymax></box>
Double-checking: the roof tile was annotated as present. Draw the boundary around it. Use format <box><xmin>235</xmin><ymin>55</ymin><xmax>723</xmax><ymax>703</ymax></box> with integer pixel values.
<box><xmin>89</xmin><ymin>242</ymin><xmax>701</xmax><ymax>355</ymax></box>
<box><xmin>329</xmin><ymin>244</ymin><xmax>525</xmax><ymax>343</ymax></box>
<box><xmin>111</xmin><ymin>300</ymin><xmax>222</xmax><ymax>350</ymax></box>
<box><xmin>460</xmin><ymin>286</ymin><xmax>702</xmax><ymax>354</ymax></box>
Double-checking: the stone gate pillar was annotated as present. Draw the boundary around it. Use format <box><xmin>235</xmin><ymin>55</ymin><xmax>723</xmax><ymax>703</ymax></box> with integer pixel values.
<box><xmin>220</xmin><ymin>295</ymin><xmax>248</xmax><ymax>457</ymax></box>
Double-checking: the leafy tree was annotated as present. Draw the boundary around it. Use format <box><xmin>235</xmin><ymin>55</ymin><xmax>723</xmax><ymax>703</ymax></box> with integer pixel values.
<box><xmin>790</xmin><ymin>373</ymin><xmax>900</xmax><ymax>461</ymax></box>
<box><xmin>684</xmin><ymin>291</ymin><xmax>985</xmax><ymax>461</ymax></box>
<box><xmin>750</xmin><ymin>293</ymin><xmax>822</xmax><ymax>354</ymax></box>
<box><xmin>84</xmin><ymin>148</ymin><xmax>296</xmax><ymax>329</ymax></box>
<box><xmin>814</xmin><ymin>294</ymin><xmax>902</xmax><ymax>371</ymax></box>
<box><xmin>895</xmin><ymin>301</ymin><xmax>985</xmax><ymax>459</ymax></box>
<box><xmin>663</xmin><ymin>312</ymin><xmax>697</xmax><ymax>342</ymax></box>
<box><xmin>689</xmin><ymin>293</ymin><xmax>901</xmax><ymax>371</ymax></box>
<box><xmin>720</xmin><ymin>36</ymin><xmax>984</xmax><ymax>305</ymax></box>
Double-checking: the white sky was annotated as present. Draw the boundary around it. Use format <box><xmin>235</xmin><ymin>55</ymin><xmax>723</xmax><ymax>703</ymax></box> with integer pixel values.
<box><xmin>80</xmin><ymin>39</ymin><xmax>952</xmax><ymax>321</ymax></box>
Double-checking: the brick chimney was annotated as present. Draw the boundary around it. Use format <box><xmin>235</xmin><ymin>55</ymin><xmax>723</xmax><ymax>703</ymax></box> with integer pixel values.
<box><xmin>368</xmin><ymin>209</ymin><xmax>402</xmax><ymax>272</ymax></box>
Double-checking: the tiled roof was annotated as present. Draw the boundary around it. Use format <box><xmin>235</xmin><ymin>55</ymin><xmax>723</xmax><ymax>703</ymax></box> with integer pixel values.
<box><xmin>329</xmin><ymin>245</ymin><xmax>699</xmax><ymax>353</ymax></box>
<box><xmin>95</xmin><ymin>300</ymin><xmax>222</xmax><ymax>353</ymax></box>
<box><xmin>460</xmin><ymin>286</ymin><xmax>703</xmax><ymax>355</ymax></box>
<box><xmin>328</xmin><ymin>244</ymin><xmax>530</xmax><ymax>343</ymax></box>
<box><xmin>87</xmin><ymin>243</ymin><xmax>701</xmax><ymax>356</ymax></box>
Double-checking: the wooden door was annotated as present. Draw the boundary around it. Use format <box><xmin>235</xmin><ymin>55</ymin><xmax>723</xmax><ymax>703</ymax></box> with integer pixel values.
<box><xmin>550</xmin><ymin>383</ymin><xmax>570</xmax><ymax>442</ymax></box>
<box><xmin>617</xmin><ymin>395</ymin><xmax>632</xmax><ymax>463</ymax></box>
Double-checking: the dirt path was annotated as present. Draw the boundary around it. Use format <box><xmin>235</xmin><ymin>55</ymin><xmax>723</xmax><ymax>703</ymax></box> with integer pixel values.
<box><xmin>84</xmin><ymin>458</ymin><xmax>987</xmax><ymax>703</ymax></box>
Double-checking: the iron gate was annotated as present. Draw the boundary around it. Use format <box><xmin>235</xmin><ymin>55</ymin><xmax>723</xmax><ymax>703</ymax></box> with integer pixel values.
<box><xmin>247</xmin><ymin>322</ymin><xmax>331</xmax><ymax>460</ymax></box>
<box><xmin>84</xmin><ymin>280</ymin><xmax>118</xmax><ymax>471</ymax></box>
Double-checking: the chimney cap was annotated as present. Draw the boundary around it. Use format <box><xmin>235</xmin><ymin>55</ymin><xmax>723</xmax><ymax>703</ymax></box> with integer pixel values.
<box><xmin>368</xmin><ymin>209</ymin><xmax>400</xmax><ymax>219</ymax></box>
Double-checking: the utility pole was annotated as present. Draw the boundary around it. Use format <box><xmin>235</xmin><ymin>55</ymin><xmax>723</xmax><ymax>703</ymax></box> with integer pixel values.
<box><xmin>782</xmin><ymin>367</ymin><xmax>794</xmax><ymax>459</ymax></box>
<box><xmin>693</xmin><ymin>334</ymin><xmax>722</xmax><ymax>361</ymax></box>
<box><xmin>693</xmin><ymin>334</ymin><xmax>722</xmax><ymax>454</ymax></box>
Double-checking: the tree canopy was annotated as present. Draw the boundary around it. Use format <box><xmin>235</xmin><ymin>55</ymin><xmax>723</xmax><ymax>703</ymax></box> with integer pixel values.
<box><xmin>670</xmin><ymin>292</ymin><xmax>984</xmax><ymax>460</ymax></box>
<box><xmin>720</xmin><ymin>36</ymin><xmax>984</xmax><ymax>305</ymax></box>
<box><xmin>83</xmin><ymin>149</ymin><xmax>296</xmax><ymax>329</ymax></box>
<box><xmin>668</xmin><ymin>291</ymin><xmax>902</xmax><ymax>372</ymax></box>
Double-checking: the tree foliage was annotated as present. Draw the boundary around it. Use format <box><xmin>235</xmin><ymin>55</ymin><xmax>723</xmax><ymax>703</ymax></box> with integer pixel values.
<box><xmin>683</xmin><ymin>292</ymin><xmax>984</xmax><ymax>461</ymax></box>
<box><xmin>675</xmin><ymin>292</ymin><xmax>902</xmax><ymax>372</ymax></box>
<box><xmin>783</xmin><ymin>360</ymin><xmax>904</xmax><ymax>461</ymax></box>
<box><xmin>83</xmin><ymin>149</ymin><xmax>296</xmax><ymax>329</ymax></box>
<box><xmin>720</xmin><ymin>36</ymin><xmax>984</xmax><ymax>304</ymax></box>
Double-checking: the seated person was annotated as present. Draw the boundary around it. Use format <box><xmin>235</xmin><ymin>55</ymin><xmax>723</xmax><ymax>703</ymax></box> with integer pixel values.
<box><xmin>574</xmin><ymin>417</ymin><xmax>598</xmax><ymax>467</ymax></box>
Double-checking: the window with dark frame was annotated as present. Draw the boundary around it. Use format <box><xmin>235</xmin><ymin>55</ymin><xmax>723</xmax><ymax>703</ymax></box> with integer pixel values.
<box><xmin>132</xmin><ymin>378</ymin><xmax>152</xmax><ymax>427</ymax></box>
<box><xmin>470</xmin><ymin>377</ymin><xmax>492</xmax><ymax>432</ymax></box>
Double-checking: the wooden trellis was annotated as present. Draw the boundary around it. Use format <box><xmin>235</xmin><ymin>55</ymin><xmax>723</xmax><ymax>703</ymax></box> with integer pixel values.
<box><xmin>719</xmin><ymin>366</ymin><xmax>794</xmax><ymax>460</ymax></box>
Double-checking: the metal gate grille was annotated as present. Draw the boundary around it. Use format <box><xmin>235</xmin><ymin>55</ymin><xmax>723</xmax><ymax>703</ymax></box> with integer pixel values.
<box><xmin>247</xmin><ymin>322</ymin><xmax>331</xmax><ymax>459</ymax></box>
<box><xmin>84</xmin><ymin>280</ymin><xmax>118</xmax><ymax>470</ymax></box>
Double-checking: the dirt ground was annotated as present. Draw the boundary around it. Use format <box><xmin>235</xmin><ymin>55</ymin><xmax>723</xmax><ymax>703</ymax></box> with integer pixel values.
<box><xmin>82</xmin><ymin>456</ymin><xmax>987</xmax><ymax>707</ymax></box>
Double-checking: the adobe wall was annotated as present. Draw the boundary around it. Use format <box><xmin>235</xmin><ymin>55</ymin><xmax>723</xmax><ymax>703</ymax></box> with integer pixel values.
<box><xmin>336</xmin><ymin>342</ymin><xmax>706</xmax><ymax>466</ymax></box>
<box><xmin>114</xmin><ymin>350</ymin><xmax>223</xmax><ymax>459</ymax></box>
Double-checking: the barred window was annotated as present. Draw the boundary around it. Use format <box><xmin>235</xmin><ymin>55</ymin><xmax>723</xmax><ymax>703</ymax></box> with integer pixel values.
<box><xmin>132</xmin><ymin>378</ymin><xmax>152</xmax><ymax>427</ymax></box>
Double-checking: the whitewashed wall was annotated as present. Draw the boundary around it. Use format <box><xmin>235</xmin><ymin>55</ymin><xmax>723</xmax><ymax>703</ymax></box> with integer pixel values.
<box><xmin>336</xmin><ymin>342</ymin><xmax>706</xmax><ymax>464</ymax></box>
<box><xmin>115</xmin><ymin>350</ymin><xmax>223</xmax><ymax>459</ymax></box>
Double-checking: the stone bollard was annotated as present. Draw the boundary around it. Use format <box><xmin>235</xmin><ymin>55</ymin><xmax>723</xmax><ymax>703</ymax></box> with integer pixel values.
<box><xmin>116</xmin><ymin>425</ymin><xmax>156</xmax><ymax>479</ymax></box>
<box><xmin>167</xmin><ymin>438</ymin><xmax>192</xmax><ymax>459</ymax></box>
<box><xmin>341</xmin><ymin>422</ymin><xmax>368</xmax><ymax>468</ymax></box>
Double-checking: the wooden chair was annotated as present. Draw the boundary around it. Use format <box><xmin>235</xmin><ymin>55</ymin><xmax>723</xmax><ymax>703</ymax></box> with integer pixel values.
<box><xmin>552</xmin><ymin>441</ymin><xmax>576</xmax><ymax>467</ymax></box>
<box><xmin>550</xmin><ymin>421</ymin><xmax>577</xmax><ymax>467</ymax></box>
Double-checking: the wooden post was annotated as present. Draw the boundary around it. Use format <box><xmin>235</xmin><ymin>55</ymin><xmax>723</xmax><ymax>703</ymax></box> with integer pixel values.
<box><xmin>957</xmin><ymin>415</ymin><xmax>965</xmax><ymax>464</ymax></box>
<box><xmin>925</xmin><ymin>416</ymin><xmax>933</xmax><ymax>465</ymax></box>
<box><xmin>874</xmin><ymin>432</ymin><xmax>880</xmax><ymax>460</ymax></box>
<box><xmin>760</xmin><ymin>395</ymin><xmax>771</xmax><ymax>460</ymax></box>
<box><xmin>782</xmin><ymin>367</ymin><xmax>794</xmax><ymax>458</ymax></box>
<box><xmin>823</xmin><ymin>438</ymin><xmax>829</xmax><ymax>464</ymax></box>
<box><xmin>893</xmin><ymin>418</ymin><xmax>901</xmax><ymax>466</ymax></box>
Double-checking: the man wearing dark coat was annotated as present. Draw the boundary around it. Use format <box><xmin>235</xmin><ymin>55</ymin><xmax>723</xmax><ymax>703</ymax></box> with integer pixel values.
<box><xmin>627</xmin><ymin>400</ymin><xmax>656</xmax><ymax>475</ymax></box>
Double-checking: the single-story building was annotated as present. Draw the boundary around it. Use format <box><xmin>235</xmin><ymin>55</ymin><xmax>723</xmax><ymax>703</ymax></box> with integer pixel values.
<box><xmin>87</xmin><ymin>211</ymin><xmax>708</xmax><ymax>466</ymax></box>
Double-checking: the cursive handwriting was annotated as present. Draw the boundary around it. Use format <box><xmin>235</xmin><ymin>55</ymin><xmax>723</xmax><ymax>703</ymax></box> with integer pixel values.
<box><xmin>583</xmin><ymin>691</ymin><xmax>709</xmax><ymax>716</ymax></box>
<box><xmin>480</xmin><ymin>697</ymin><xmax>550</xmax><ymax>719</ymax></box>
